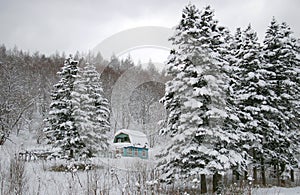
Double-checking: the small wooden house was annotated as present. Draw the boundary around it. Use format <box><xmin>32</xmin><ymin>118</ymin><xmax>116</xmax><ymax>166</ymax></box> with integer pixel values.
<box><xmin>113</xmin><ymin>129</ymin><xmax>149</xmax><ymax>159</ymax></box>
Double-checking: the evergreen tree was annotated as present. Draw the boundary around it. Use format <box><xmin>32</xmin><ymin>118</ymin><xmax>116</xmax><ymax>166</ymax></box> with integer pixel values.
<box><xmin>231</xmin><ymin>24</ymin><xmax>271</xmax><ymax>184</ymax></box>
<box><xmin>72</xmin><ymin>63</ymin><xmax>110</xmax><ymax>155</ymax></box>
<box><xmin>158</xmin><ymin>4</ymin><xmax>246</xmax><ymax>193</ymax></box>
<box><xmin>120</xmin><ymin>54</ymin><xmax>134</xmax><ymax>72</ymax></box>
<box><xmin>44</xmin><ymin>56</ymin><xmax>87</xmax><ymax>160</ymax></box>
<box><xmin>109</xmin><ymin>54</ymin><xmax>121</xmax><ymax>71</ymax></box>
<box><xmin>159</xmin><ymin>3</ymin><xmax>201</xmax><ymax>137</ymax></box>
<box><xmin>279</xmin><ymin>22</ymin><xmax>300</xmax><ymax>166</ymax></box>
<box><xmin>262</xmin><ymin>18</ymin><xmax>300</xmax><ymax>183</ymax></box>
<box><xmin>222</xmin><ymin>27</ymin><xmax>251</xmax><ymax>182</ymax></box>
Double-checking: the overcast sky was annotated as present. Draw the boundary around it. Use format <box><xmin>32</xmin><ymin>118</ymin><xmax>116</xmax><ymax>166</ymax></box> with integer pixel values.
<box><xmin>0</xmin><ymin>0</ymin><xmax>299</xmax><ymax>59</ymax></box>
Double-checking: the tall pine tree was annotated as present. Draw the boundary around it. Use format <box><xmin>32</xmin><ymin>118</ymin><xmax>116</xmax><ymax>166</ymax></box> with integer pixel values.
<box><xmin>158</xmin><ymin>4</ymin><xmax>246</xmax><ymax>193</ymax></box>
<box><xmin>72</xmin><ymin>63</ymin><xmax>110</xmax><ymax>156</ymax></box>
<box><xmin>230</xmin><ymin>24</ymin><xmax>273</xmax><ymax>184</ymax></box>
<box><xmin>44</xmin><ymin>56</ymin><xmax>87</xmax><ymax>160</ymax></box>
<box><xmin>262</xmin><ymin>18</ymin><xmax>300</xmax><ymax>184</ymax></box>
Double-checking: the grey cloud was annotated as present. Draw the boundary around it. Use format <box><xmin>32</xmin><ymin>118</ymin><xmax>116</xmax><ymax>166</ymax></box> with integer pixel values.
<box><xmin>0</xmin><ymin>0</ymin><xmax>299</xmax><ymax>55</ymax></box>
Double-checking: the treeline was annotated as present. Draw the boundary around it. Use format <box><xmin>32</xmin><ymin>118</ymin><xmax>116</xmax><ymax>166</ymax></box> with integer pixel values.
<box><xmin>157</xmin><ymin>4</ymin><xmax>300</xmax><ymax>194</ymax></box>
<box><xmin>0</xmin><ymin>46</ymin><xmax>64</xmax><ymax>144</ymax></box>
<box><xmin>0</xmin><ymin>45</ymin><xmax>167</xmax><ymax>146</ymax></box>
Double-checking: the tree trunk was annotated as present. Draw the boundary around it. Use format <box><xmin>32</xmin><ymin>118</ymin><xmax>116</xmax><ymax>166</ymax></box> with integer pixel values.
<box><xmin>213</xmin><ymin>173</ymin><xmax>222</xmax><ymax>193</ymax></box>
<box><xmin>244</xmin><ymin>170</ymin><xmax>248</xmax><ymax>180</ymax></box>
<box><xmin>70</xmin><ymin>149</ymin><xmax>74</xmax><ymax>159</ymax></box>
<box><xmin>253</xmin><ymin>149</ymin><xmax>258</xmax><ymax>184</ymax></box>
<box><xmin>0</xmin><ymin>126</ymin><xmax>6</xmax><ymax>145</ymax></box>
<box><xmin>0</xmin><ymin>134</ymin><xmax>5</xmax><ymax>145</ymax></box>
<box><xmin>276</xmin><ymin>163</ymin><xmax>280</xmax><ymax>186</ymax></box>
<box><xmin>233</xmin><ymin>169</ymin><xmax>240</xmax><ymax>182</ymax></box>
<box><xmin>273</xmin><ymin>164</ymin><xmax>277</xmax><ymax>178</ymax></box>
<box><xmin>261</xmin><ymin>157</ymin><xmax>266</xmax><ymax>186</ymax></box>
<box><xmin>236</xmin><ymin>171</ymin><xmax>240</xmax><ymax>181</ymax></box>
<box><xmin>291</xmin><ymin>169</ymin><xmax>295</xmax><ymax>182</ymax></box>
<box><xmin>200</xmin><ymin>174</ymin><xmax>207</xmax><ymax>194</ymax></box>
<box><xmin>280</xmin><ymin>163</ymin><xmax>286</xmax><ymax>186</ymax></box>
<box><xmin>253</xmin><ymin>167</ymin><xmax>258</xmax><ymax>184</ymax></box>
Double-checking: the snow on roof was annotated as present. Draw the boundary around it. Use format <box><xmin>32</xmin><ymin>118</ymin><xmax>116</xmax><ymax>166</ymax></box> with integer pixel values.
<box><xmin>113</xmin><ymin>129</ymin><xmax>149</xmax><ymax>149</ymax></box>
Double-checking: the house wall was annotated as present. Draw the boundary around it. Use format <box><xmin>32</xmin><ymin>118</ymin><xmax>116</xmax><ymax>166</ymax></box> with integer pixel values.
<box><xmin>123</xmin><ymin>146</ymin><xmax>148</xmax><ymax>159</ymax></box>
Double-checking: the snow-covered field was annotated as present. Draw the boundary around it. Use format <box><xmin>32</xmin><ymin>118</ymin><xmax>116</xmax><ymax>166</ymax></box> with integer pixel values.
<box><xmin>0</xmin><ymin>153</ymin><xmax>158</xmax><ymax>194</ymax></box>
<box><xmin>0</xmin><ymin>133</ymin><xmax>160</xmax><ymax>194</ymax></box>
<box><xmin>1</xmin><ymin>133</ymin><xmax>300</xmax><ymax>195</ymax></box>
<box><xmin>254</xmin><ymin>186</ymin><xmax>300</xmax><ymax>195</ymax></box>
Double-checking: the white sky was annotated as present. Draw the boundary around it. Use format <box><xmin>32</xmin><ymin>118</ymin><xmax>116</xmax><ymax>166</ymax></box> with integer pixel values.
<box><xmin>0</xmin><ymin>0</ymin><xmax>299</xmax><ymax>63</ymax></box>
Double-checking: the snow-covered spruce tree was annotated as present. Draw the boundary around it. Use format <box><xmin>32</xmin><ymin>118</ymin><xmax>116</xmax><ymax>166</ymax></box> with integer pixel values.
<box><xmin>158</xmin><ymin>4</ymin><xmax>246</xmax><ymax>193</ymax></box>
<box><xmin>195</xmin><ymin>6</ymin><xmax>247</xmax><ymax>192</ymax></box>
<box><xmin>44</xmin><ymin>57</ymin><xmax>87</xmax><ymax>160</ymax></box>
<box><xmin>279</xmin><ymin>22</ymin><xmax>300</xmax><ymax>182</ymax></box>
<box><xmin>230</xmin><ymin>24</ymin><xmax>273</xmax><ymax>185</ymax></box>
<box><xmin>72</xmin><ymin>63</ymin><xmax>110</xmax><ymax>156</ymax></box>
<box><xmin>262</xmin><ymin>18</ymin><xmax>300</xmax><ymax>184</ymax></box>
<box><xmin>158</xmin><ymin>4</ymin><xmax>201</xmax><ymax>186</ymax></box>
<box><xmin>159</xmin><ymin>3</ymin><xmax>201</xmax><ymax>137</ymax></box>
<box><xmin>223</xmin><ymin>27</ymin><xmax>254</xmax><ymax>182</ymax></box>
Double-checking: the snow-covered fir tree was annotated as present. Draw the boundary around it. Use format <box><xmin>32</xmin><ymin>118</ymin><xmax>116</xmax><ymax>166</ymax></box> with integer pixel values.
<box><xmin>72</xmin><ymin>63</ymin><xmax>110</xmax><ymax>156</ymax></box>
<box><xmin>44</xmin><ymin>56</ymin><xmax>87</xmax><ymax>160</ymax></box>
<box><xmin>159</xmin><ymin>3</ymin><xmax>201</xmax><ymax>137</ymax></box>
<box><xmin>158</xmin><ymin>4</ymin><xmax>246</xmax><ymax>192</ymax></box>
<box><xmin>220</xmin><ymin>27</ymin><xmax>252</xmax><ymax>181</ymax></box>
<box><xmin>262</xmin><ymin>18</ymin><xmax>300</xmax><ymax>182</ymax></box>
<box><xmin>230</xmin><ymin>24</ymin><xmax>273</xmax><ymax>184</ymax></box>
<box><xmin>278</xmin><ymin>22</ymin><xmax>300</xmax><ymax>167</ymax></box>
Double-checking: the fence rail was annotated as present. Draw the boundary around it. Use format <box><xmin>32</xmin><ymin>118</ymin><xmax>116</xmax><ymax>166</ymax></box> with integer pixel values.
<box><xmin>18</xmin><ymin>151</ymin><xmax>52</xmax><ymax>161</ymax></box>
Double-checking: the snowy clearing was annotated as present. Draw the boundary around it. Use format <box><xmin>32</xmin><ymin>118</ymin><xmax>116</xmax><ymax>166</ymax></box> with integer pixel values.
<box><xmin>254</xmin><ymin>186</ymin><xmax>300</xmax><ymax>195</ymax></box>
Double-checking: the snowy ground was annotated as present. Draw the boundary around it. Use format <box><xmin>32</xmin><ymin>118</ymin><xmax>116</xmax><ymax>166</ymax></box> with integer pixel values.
<box><xmin>0</xmin><ymin>132</ymin><xmax>159</xmax><ymax>194</ymax></box>
<box><xmin>254</xmin><ymin>186</ymin><xmax>300</xmax><ymax>195</ymax></box>
<box><xmin>0</xmin><ymin>152</ymin><xmax>158</xmax><ymax>194</ymax></box>
<box><xmin>1</xmin><ymin>132</ymin><xmax>300</xmax><ymax>194</ymax></box>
